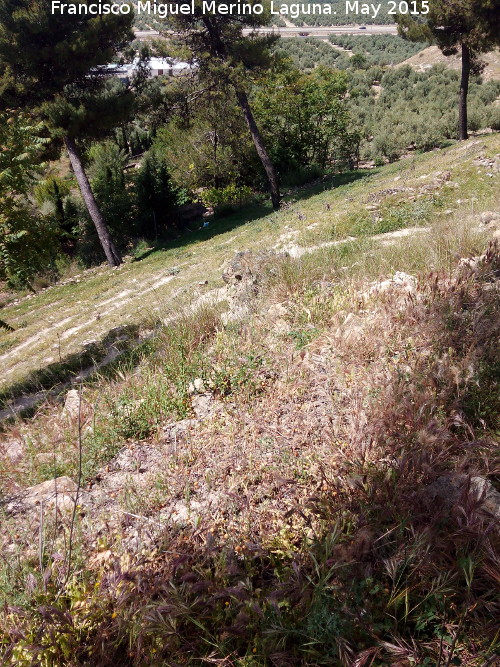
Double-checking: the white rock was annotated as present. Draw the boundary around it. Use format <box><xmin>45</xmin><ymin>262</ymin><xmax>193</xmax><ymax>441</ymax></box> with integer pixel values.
<box><xmin>267</xmin><ymin>303</ymin><xmax>288</xmax><ymax>319</ymax></box>
<box><xmin>335</xmin><ymin>313</ymin><xmax>364</xmax><ymax>343</ymax></box>
<box><xmin>2</xmin><ymin>438</ymin><xmax>24</xmax><ymax>463</ymax></box>
<box><xmin>194</xmin><ymin>378</ymin><xmax>206</xmax><ymax>393</ymax></box>
<box><xmin>191</xmin><ymin>393</ymin><xmax>222</xmax><ymax>419</ymax></box>
<box><xmin>480</xmin><ymin>211</ymin><xmax>500</xmax><ymax>225</ymax></box>
<box><xmin>367</xmin><ymin>272</ymin><xmax>417</xmax><ymax>297</ymax></box>
<box><xmin>188</xmin><ymin>378</ymin><xmax>206</xmax><ymax>394</ymax></box>
<box><xmin>471</xmin><ymin>476</ymin><xmax>500</xmax><ymax>519</ymax></box>
<box><xmin>62</xmin><ymin>389</ymin><xmax>81</xmax><ymax>420</ymax></box>
<box><xmin>274</xmin><ymin>318</ymin><xmax>291</xmax><ymax>335</ymax></box>
<box><xmin>21</xmin><ymin>476</ymin><xmax>80</xmax><ymax>512</ymax></box>
<box><xmin>393</xmin><ymin>271</ymin><xmax>417</xmax><ymax>288</ymax></box>
<box><xmin>425</xmin><ymin>475</ymin><xmax>500</xmax><ymax>522</ymax></box>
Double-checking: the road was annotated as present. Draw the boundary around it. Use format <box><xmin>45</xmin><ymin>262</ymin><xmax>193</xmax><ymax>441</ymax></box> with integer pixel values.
<box><xmin>135</xmin><ymin>24</ymin><xmax>397</xmax><ymax>39</ymax></box>
<box><xmin>243</xmin><ymin>24</ymin><xmax>397</xmax><ymax>36</ymax></box>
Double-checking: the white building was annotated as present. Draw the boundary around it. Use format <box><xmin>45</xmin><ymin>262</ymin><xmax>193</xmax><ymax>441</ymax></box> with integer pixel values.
<box><xmin>147</xmin><ymin>57</ymin><xmax>192</xmax><ymax>76</ymax></box>
<box><xmin>104</xmin><ymin>58</ymin><xmax>194</xmax><ymax>83</ymax></box>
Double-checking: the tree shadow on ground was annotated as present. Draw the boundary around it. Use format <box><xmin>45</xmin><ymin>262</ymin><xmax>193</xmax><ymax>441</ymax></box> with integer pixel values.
<box><xmin>134</xmin><ymin>202</ymin><xmax>273</xmax><ymax>262</ymax></box>
<box><xmin>134</xmin><ymin>170</ymin><xmax>378</xmax><ymax>263</ymax></box>
<box><xmin>283</xmin><ymin>168</ymin><xmax>379</xmax><ymax>204</ymax></box>
<box><xmin>0</xmin><ymin>323</ymin><xmax>148</xmax><ymax>422</ymax></box>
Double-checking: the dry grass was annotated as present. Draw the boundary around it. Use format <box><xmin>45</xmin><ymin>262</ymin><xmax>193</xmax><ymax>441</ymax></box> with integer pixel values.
<box><xmin>0</xmin><ymin>134</ymin><xmax>498</xmax><ymax>395</ymax></box>
<box><xmin>0</xmin><ymin>135</ymin><xmax>499</xmax><ymax>666</ymax></box>
<box><xmin>400</xmin><ymin>46</ymin><xmax>500</xmax><ymax>81</ymax></box>
<box><xmin>3</xmin><ymin>237</ymin><xmax>499</xmax><ymax>665</ymax></box>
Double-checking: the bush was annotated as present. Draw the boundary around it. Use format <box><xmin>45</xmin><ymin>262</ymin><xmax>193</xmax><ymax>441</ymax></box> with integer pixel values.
<box><xmin>198</xmin><ymin>184</ymin><xmax>253</xmax><ymax>213</ymax></box>
<box><xmin>486</xmin><ymin>105</ymin><xmax>500</xmax><ymax>131</ymax></box>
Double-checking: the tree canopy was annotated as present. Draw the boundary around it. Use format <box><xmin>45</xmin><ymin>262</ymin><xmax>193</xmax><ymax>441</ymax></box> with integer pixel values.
<box><xmin>397</xmin><ymin>0</ymin><xmax>500</xmax><ymax>138</ymax></box>
<box><xmin>165</xmin><ymin>0</ymin><xmax>282</xmax><ymax>208</ymax></box>
<box><xmin>0</xmin><ymin>0</ymin><xmax>134</xmax><ymax>266</ymax></box>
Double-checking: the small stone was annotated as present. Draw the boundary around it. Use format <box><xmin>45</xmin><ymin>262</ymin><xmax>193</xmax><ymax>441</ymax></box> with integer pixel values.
<box><xmin>267</xmin><ymin>303</ymin><xmax>288</xmax><ymax>320</ymax></box>
<box><xmin>335</xmin><ymin>313</ymin><xmax>364</xmax><ymax>343</ymax></box>
<box><xmin>193</xmin><ymin>378</ymin><xmax>206</xmax><ymax>393</ymax></box>
<box><xmin>470</xmin><ymin>476</ymin><xmax>500</xmax><ymax>519</ymax></box>
<box><xmin>480</xmin><ymin>211</ymin><xmax>499</xmax><ymax>225</ymax></box>
<box><xmin>1</xmin><ymin>438</ymin><xmax>24</xmax><ymax>463</ymax></box>
<box><xmin>188</xmin><ymin>378</ymin><xmax>206</xmax><ymax>394</ymax></box>
<box><xmin>62</xmin><ymin>389</ymin><xmax>81</xmax><ymax>420</ymax></box>
<box><xmin>35</xmin><ymin>453</ymin><xmax>55</xmax><ymax>465</ymax></box>
<box><xmin>191</xmin><ymin>393</ymin><xmax>222</xmax><ymax>420</ymax></box>
<box><xmin>168</xmin><ymin>499</ymin><xmax>203</xmax><ymax>526</ymax></box>
<box><xmin>274</xmin><ymin>318</ymin><xmax>291</xmax><ymax>335</ymax></box>
<box><xmin>13</xmin><ymin>476</ymin><xmax>83</xmax><ymax>514</ymax></box>
<box><xmin>424</xmin><ymin>475</ymin><xmax>500</xmax><ymax>522</ymax></box>
<box><xmin>366</xmin><ymin>272</ymin><xmax>417</xmax><ymax>297</ymax></box>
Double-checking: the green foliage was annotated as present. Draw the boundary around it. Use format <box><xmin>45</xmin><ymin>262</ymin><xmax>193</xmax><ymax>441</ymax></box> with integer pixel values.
<box><xmin>154</xmin><ymin>88</ymin><xmax>258</xmax><ymax>192</ymax></box>
<box><xmin>204</xmin><ymin>342</ymin><xmax>273</xmax><ymax>398</ymax></box>
<box><xmin>397</xmin><ymin>0</ymin><xmax>500</xmax><ymax>139</ymax></box>
<box><xmin>75</xmin><ymin>139</ymin><xmax>189</xmax><ymax>263</ymax></box>
<box><xmin>347</xmin><ymin>65</ymin><xmax>500</xmax><ymax>160</ymax></box>
<box><xmin>89</xmin><ymin>141</ymin><xmax>133</xmax><ymax>238</ymax></box>
<box><xmin>330</xmin><ymin>34</ymin><xmax>428</xmax><ymax>66</ymax></box>
<box><xmin>0</xmin><ymin>0</ymin><xmax>135</xmax><ymax>267</ymax></box>
<box><xmin>114</xmin><ymin>122</ymin><xmax>152</xmax><ymax>156</ymax></box>
<box><xmin>153</xmin><ymin>65</ymin><xmax>359</xmax><ymax>198</ymax></box>
<box><xmin>42</xmin><ymin>78</ymin><xmax>135</xmax><ymax>143</ymax></box>
<box><xmin>198</xmin><ymin>184</ymin><xmax>254</xmax><ymax>211</ymax></box>
<box><xmin>254</xmin><ymin>66</ymin><xmax>360</xmax><ymax>175</ymax></box>
<box><xmin>274</xmin><ymin>36</ymin><xmax>347</xmax><ymax>70</ymax></box>
<box><xmin>272</xmin><ymin>38</ymin><xmax>498</xmax><ymax>163</ymax></box>
<box><xmin>0</xmin><ymin>112</ymin><xmax>58</xmax><ymax>287</ymax></box>
<box><xmin>287</xmin><ymin>326</ymin><xmax>320</xmax><ymax>349</ymax></box>
<box><xmin>397</xmin><ymin>0</ymin><xmax>500</xmax><ymax>57</ymax></box>
<box><xmin>81</xmin><ymin>308</ymin><xmax>222</xmax><ymax>479</ymax></box>
<box><xmin>135</xmin><ymin>148</ymin><xmax>189</xmax><ymax>238</ymax></box>
<box><xmin>34</xmin><ymin>176</ymin><xmax>81</xmax><ymax>255</ymax></box>
<box><xmin>0</xmin><ymin>0</ymin><xmax>133</xmax><ymax>109</ymax></box>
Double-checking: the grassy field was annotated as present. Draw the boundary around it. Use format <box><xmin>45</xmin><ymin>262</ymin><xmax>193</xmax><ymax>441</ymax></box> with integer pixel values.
<box><xmin>1</xmin><ymin>136</ymin><xmax>499</xmax><ymax>401</ymax></box>
<box><xmin>0</xmin><ymin>135</ymin><xmax>499</xmax><ymax>666</ymax></box>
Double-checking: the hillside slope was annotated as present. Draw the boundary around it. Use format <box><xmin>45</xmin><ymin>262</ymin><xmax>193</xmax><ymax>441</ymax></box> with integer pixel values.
<box><xmin>1</xmin><ymin>136</ymin><xmax>500</xmax><ymax>666</ymax></box>
<box><xmin>1</xmin><ymin>136</ymin><xmax>499</xmax><ymax>400</ymax></box>
<box><xmin>400</xmin><ymin>45</ymin><xmax>500</xmax><ymax>81</ymax></box>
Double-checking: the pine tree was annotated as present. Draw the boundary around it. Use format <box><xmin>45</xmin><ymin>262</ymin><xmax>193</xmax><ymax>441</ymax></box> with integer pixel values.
<box><xmin>0</xmin><ymin>0</ymin><xmax>134</xmax><ymax>266</ymax></box>
<box><xmin>397</xmin><ymin>0</ymin><xmax>500</xmax><ymax>140</ymax></box>
<box><xmin>0</xmin><ymin>111</ymin><xmax>58</xmax><ymax>288</ymax></box>
<box><xmin>168</xmin><ymin>2</ymin><xmax>282</xmax><ymax>209</ymax></box>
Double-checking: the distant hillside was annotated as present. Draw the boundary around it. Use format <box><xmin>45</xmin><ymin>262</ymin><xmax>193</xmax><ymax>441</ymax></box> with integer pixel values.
<box><xmin>276</xmin><ymin>0</ymin><xmax>396</xmax><ymax>25</ymax></box>
<box><xmin>400</xmin><ymin>45</ymin><xmax>500</xmax><ymax>82</ymax></box>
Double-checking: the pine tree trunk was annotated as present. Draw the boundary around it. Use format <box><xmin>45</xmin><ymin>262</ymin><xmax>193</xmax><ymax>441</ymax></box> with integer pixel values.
<box><xmin>235</xmin><ymin>88</ymin><xmax>281</xmax><ymax>210</ymax></box>
<box><xmin>458</xmin><ymin>43</ymin><xmax>470</xmax><ymax>141</ymax></box>
<box><xmin>64</xmin><ymin>136</ymin><xmax>122</xmax><ymax>267</ymax></box>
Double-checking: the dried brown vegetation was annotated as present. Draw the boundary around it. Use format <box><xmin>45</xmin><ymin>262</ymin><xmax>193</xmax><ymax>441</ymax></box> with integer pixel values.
<box><xmin>1</xmin><ymin>137</ymin><xmax>500</xmax><ymax>666</ymax></box>
<box><xmin>1</xmin><ymin>239</ymin><xmax>499</xmax><ymax>666</ymax></box>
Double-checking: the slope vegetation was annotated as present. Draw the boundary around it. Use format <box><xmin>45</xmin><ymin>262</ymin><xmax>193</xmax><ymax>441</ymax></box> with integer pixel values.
<box><xmin>1</xmin><ymin>135</ymin><xmax>500</xmax><ymax>666</ymax></box>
